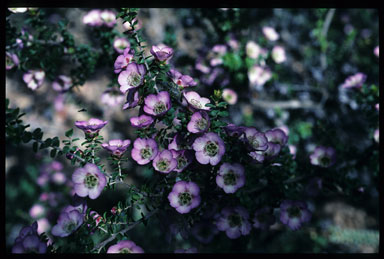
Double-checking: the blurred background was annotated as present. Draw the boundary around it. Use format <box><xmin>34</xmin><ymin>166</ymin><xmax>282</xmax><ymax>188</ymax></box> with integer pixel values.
<box><xmin>6</xmin><ymin>8</ymin><xmax>379</xmax><ymax>253</ymax></box>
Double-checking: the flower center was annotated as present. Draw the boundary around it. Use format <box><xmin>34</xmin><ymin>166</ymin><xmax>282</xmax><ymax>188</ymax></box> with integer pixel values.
<box><xmin>156</xmin><ymin>159</ymin><xmax>170</xmax><ymax>171</ymax></box>
<box><xmin>154</xmin><ymin>101</ymin><xmax>167</xmax><ymax>115</ymax></box>
<box><xmin>84</xmin><ymin>173</ymin><xmax>99</xmax><ymax>188</ymax></box>
<box><xmin>64</xmin><ymin>221</ymin><xmax>77</xmax><ymax>233</ymax></box>
<box><xmin>320</xmin><ymin>156</ymin><xmax>330</xmax><ymax>166</ymax></box>
<box><xmin>176</xmin><ymin>155</ymin><xmax>188</xmax><ymax>170</ymax></box>
<box><xmin>190</xmin><ymin>99</ymin><xmax>202</xmax><ymax>109</ymax></box>
<box><xmin>119</xmin><ymin>248</ymin><xmax>132</xmax><ymax>254</ymax></box>
<box><xmin>223</xmin><ymin>170</ymin><xmax>237</xmax><ymax>186</ymax></box>
<box><xmin>140</xmin><ymin>147</ymin><xmax>153</xmax><ymax>159</ymax></box>
<box><xmin>178</xmin><ymin>192</ymin><xmax>192</xmax><ymax>206</ymax></box>
<box><xmin>6</xmin><ymin>56</ymin><xmax>13</xmax><ymax>66</ymax></box>
<box><xmin>196</xmin><ymin>118</ymin><xmax>207</xmax><ymax>131</ymax></box>
<box><xmin>248</xmin><ymin>136</ymin><xmax>260</xmax><ymax>149</ymax></box>
<box><xmin>228</xmin><ymin>214</ymin><xmax>242</xmax><ymax>227</ymax></box>
<box><xmin>287</xmin><ymin>206</ymin><xmax>301</xmax><ymax>218</ymax></box>
<box><xmin>204</xmin><ymin>141</ymin><xmax>219</xmax><ymax>157</ymax></box>
<box><xmin>127</xmin><ymin>72</ymin><xmax>141</xmax><ymax>87</ymax></box>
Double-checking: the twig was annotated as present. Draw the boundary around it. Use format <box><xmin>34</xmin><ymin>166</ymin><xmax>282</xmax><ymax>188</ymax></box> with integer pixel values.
<box><xmin>250</xmin><ymin>98</ymin><xmax>320</xmax><ymax>110</ymax></box>
<box><xmin>320</xmin><ymin>8</ymin><xmax>336</xmax><ymax>70</ymax></box>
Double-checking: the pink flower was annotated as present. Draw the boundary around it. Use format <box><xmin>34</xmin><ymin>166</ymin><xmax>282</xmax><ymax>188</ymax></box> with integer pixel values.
<box><xmin>72</xmin><ymin>163</ymin><xmax>107</xmax><ymax>199</ymax></box>
<box><xmin>83</xmin><ymin>9</ymin><xmax>103</xmax><ymax>26</ymax></box>
<box><xmin>152</xmin><ymin>150</ymin><xmax>177</xmax><ymax>173</ymax></box>
<box><xmin>183</xmin><ymin>91</ymin><xmax>211</xmax><ymax>111</ymax></box>
<box><xmin>130</xmin><ymin>114</ymin><xmax>154</xmax><ymax>128</ymax></box>
<box><xmin>150</xmin><ymin>44</ymin><xmax>174</xmax><ymax>62</ymax></box>
<box><xmin>23</xmin><ymin>70</ymin><xmax>45</xmax><ymax>90</ymax></box>
<box><xmin>107</xmin><ymin>240</ymin><xmax>144</xmax><ymax>253</ymax></box>
<box><xmin>52</xmin><ymin>75</ymin><xmax>72</xmax><ymax>92</ymax></box>
<box><xmin>222</xmin><ymin>89</ymin><xmax>238</xmax><ymax>105</ymax></box>
<box><xmin>168</xmin><ymin>181</ymin><xmax>201</xmax><ymax>214</ymax></box>
<box><xmin>118</xmin><ymin>62</ymin><xmax>146</xmax><ymax>93</ymax></box>
<box><xmin>271</xmin><ymin>46</ymin><xmax>286</xmax><ymax>64</ymax></box>
<box><xmin>143</xmin><ymin>91</ymin><xmax>171</xmax><ymax>116</ymax></box>
<box><xmin>192</xmin><ymin>132</ymin><xmax>225</xmax><ymax>166</ymax></box>
<box><xmin>131</xmin><ymin>138</ymin><xmax>158</xmax><ymax>165</ymax></box>
<box><xmin>101</xmin><ymin>139</ymin><xmax>131</xmax><ymax>157</ymax></box>
<box><xmin>113</xmin><ymin>38</ymin><xmax>130</xmax><ymax>53</ymax></box>
<box><xmin>248</xmin><ymin>65</ymin><xmax>272</xmax><ymax>87</ymax></box>
<box><xmin>262</xmin><ymin>26</ymin><xmax>279</xmax><ymax>41</ymax></box>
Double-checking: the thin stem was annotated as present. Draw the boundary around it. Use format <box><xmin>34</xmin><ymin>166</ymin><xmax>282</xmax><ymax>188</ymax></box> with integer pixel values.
<box><xmin>91</xmin><ymin>138</ymin><xmax>95</xmax><ymax>164</ymax></box>
<box><xmin>117</xmin><ymin>159</ymin><xmax>122</xmax><ymax>181</ymax></box>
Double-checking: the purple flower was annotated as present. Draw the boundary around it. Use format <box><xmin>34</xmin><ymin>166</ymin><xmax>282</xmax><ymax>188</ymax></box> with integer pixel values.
<box><xmin>210</xmin><ymin>44</ymin><xmax>227</xmax><ymax>66</ymax></box>
<box><xmin>52</xmin><ymin>75</ymin><xmax>72</xmax><ymax>93</ymax></box>
<box><xmin>167</xmin><ymin>69</ymin><xmax>197</xmax><ymax>89</ymax></box>
<box><xmin>224</xmin><ymin>124</ymin><xmax>246</xmax><ymax>138</ymax></box>
<box><xmin>51</xmin><ymin>209</ymin><xmax>84</xmax><ymax>237</ymax></box>
<box><xmin>168</xmin><ymin>181</ymin><xmax>201</xmax><ymax>214</ymax></box>
<box><xmin>243</xmin><ymin>127</ymin><xmax>268</xmax><ymax>151</ymax></box>
<box><xmin>280</xmin><ymin>200</ymin><xmax>311</xmax><ymax>230</ymax></box>
<box><xmin>170</xmin><ymin>149</ymin><xmax>193</xmax><ymax>173</ymax></box>
<box><xmin>130</xmin><ymin>114</ymin><xmax>154</xmax><ymax>128</ymax></box>
<box><xmin>150</xmin><ymin>44</ymin><xmax>174</xmax><ymax>62</ymax></box>
<box><xmin>168</xmin><ymin>134</ymin><xmax>183</xmax><ymax>151</ymax></box>
<box><xmin>252</xmin><ymin>207</ymin><xmax>275</xmax><ymax>230</ymax></box>
<box><xmin>248</xmin><ymin>65</ymin><xmax>272</xmax><ymax>87</ymax></box>
<box><xmin>265</xmin><ymin>128</ymin><xmax>288</xmax><ymax>146</ymax></box>
<box><xmin>72</xmin><ymin>163</ymin><xmax>107</xmax><ymax>199</ymax></box>
<box><xmin>122</xmin><ymin>88</ymin><xmax>140</xmax><ymax>110</ymax></box>
<box><xmin>75</xmin><ymin>118</ymin><xmax>108</xmax><ymax>137</ymax></box>
<box><xmin>131</xmin><ymin>138</ymin><xmax>158</xmax><ymax>165</ymax></box>
<box><xmin>6</xmin><ymin>52</ymin><xmax>19</xmax><ymax>70</ymax></box>
<box><xmin>12</xmin><ymin>222</ymin><xmax>47</xmax><ymax>254</ymax></box>
<box><xmin>174</xmin><ymin>247</ymin><xmax>198</xmax><ymax>253</ymax></box>
<box><xmin>309</xmin><ymin>146</ymin><xmax>336</xmax><ymax>167</ymax></box>
<box><xmin>107</xmin><ymin>240</ymin><xmax>144</xmax><ymax>253</ymax></box>
<box><xmin>341</xmin><ymin>73</ymin><xmax>367</xmax><ymax>89</ymax></box>
<box><xmin>191</xmin><ymin>221</ymin><xmax>219</xmax><ymax>244</ymax></box>
<box><xmin>248</xmin><ymin>142</ymin><xmax>281</xmax><ymax>163</ymax></box>
<box><xmin>83</xmin><ymin>9</ymin><xmax>103</xmax><ymax>26</ymax></box>
<box><xmin>183</xmin><ymin>91</ymin><xmax>211</xmax><ymax>111</ymax></box>
<box><xmin>29</xmin><ymin>204</ymin><xmax>45</xmax><ymax>219</ymax></box>
<box><xmin>118</xmin><ymin>62</ymin><xmax>146</xmax><ymax>93</ymax></box>
<box><xmin>101</xmin><ymin>139</ymin><xmax>131</xmax><ymax>157</ymax></box>
<box><xmin>192</xmin><ymin>132</ymin><xmax>225</xmax><ymax>166</ymax></box>
<box><xmin>215</xmin><ymin>206</ymin><xmax>251</xmax><ymax>239</ymax></box>
<box><xmin>100</xmin><ymin>10</ymin><xmax>116</xmax><ymax>27</ymax></box>
<box><xmin>152</xmin><ymin>149</ymin><xmax>177</xmax><ymax>173</ymax></box>
<box><xmin>23</xmin><ymin>69</ymin><xmax>45</xmax><ymax>90</ymax></box>
<box><xmin>187</xmin><ymin>111</ymin><xmax>210</xmax><ymax>133</ymax></box>
<box><xmin>101</xmin><ymin>88</ymin><xmax>125</xmax><ymax>107</ymax></box>
<box><xmin>216</xmin><ymin>163</ymin><xmax>245</xmax><ymax>194</ymax></box>
<box><xmin>113</xmin><ymin>38</ymin><xmax>130</xmax><ymax>53</ymax></box>
<box><xmin>272</xmin><ymin>46</ymin><xmax>286</xmax><ymax>63</ymax></box>
<box><xmin>222</xmin><ymin>89</ymin><xmax>238</xmax><ymax>105</ymax></box>
<box><xmin>262</xmin><ymin>26</ymin><xmax>279</xmax><ymax>41</ymax></box>
<box><xmin>143</xmin><ymin>91</ymin><xmax>171</xmax><ymax>116</ymax></box>
<box><xmin>114</xmin><ymin>47</ymin><xmax>135</xmax><ymax>74</ymax></box>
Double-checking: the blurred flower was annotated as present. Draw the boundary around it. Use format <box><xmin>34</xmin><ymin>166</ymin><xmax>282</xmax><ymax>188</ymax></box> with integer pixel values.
<box><xmin>175</xmin><ymin>247</ymin><xmax>198</xmax><ymax>253</ymax></box>
<box><xmin>210</xmin><ymin>44</ymin><xmax>227</xmax><ymax>66</ymax></box>
<box><xmin>131</xmin><ymin>138</ymin><xmax>158</xmax><ymax>165</ymax></box>
<box><xmin>75</xmin><ymin>118</ymin><xmax>108</xmax><ymax>137</ymax></box>
<box><xmin>243</xmin><ymin>127</ymin><xmax>268</xmax><ymax>151</ymax></box>
<box><xmin>170</xmin><ymin>149</ymin><xmax>193</xmax><ymax>173</ymax></box>
<box><xmin>215</xmin><ymin>206</ymin><xmax>251</xmax><ymax>239</ymax></box>
<box><xmin>374</xmin><ymin>46</ymin><xmax>379</xmax><ymax>57</ymax></box>
<box><xmin>374</xmin><ymin>129</ymin><xmax>379</xmax><ymax>143</ymax></box>
<box><xmin>341</xmin><ymin>73</ymin><xmax>367</xmax><ymax>89</ymax></box>
<box><xmin>143</xmin><ymin>91</ymin><xmax>171</xmax><ymax>116</ymax></box>
<box><xmin>107</xmin><ymin>240</ymin><xmax>144</xmax><ymax>253</ymax></box>
<box><xmin>191</xmin><ymin>221</ymin><xmax>219</xmax><ymax>244</ymax></box>
<box><xmin>152</xmin><ymin>150</ymin><xmax>177</xmax><ymax>173</ymax></box>
<box><xmin>262</xmin><ymin>26</ymin><xmax>279</xmax><ymax>41</ymax></box>
<box><xmin>36</xmin><ymin>218</ymin><xmax>50</xmax><ymax>235</ymax></box>
<box><xmin>113</xmin><ymin>38</ymin><xmax>130</xmax><ymax>53</ymax></box>
<box><xmin>51</xmin><ymin>209</ymin><xmax>83</xmax><ymax>237</ymax></box>
<box><xmin>114</xmin><ymin>47</ymin><xmax>135</xmax><ymax>74</ymax></box>
<box><xmin>101</xmin><ymin>139</ymin><xmax>131</xmax><ymax>157</ymax></box>
<box><xmin>271</xmin><ymin>46</ymin><xmax>286</xmax><ymax>64</ymax></box>
<box><xmin>265</xmin><ymin>128</ymin><xmax>288</xmax><ymax>146</ymax></box>
<box><xmin>228</xmin><ymin>35</ymin><xmax>239</xmax><ymax>51</ymax></box>
<box><xmin>192</xmin><ymin>132</ymin><xmax>225</xmax><ymax>166</ymax></box>
<box><xmin>6</xmin><ymin>52</ymin><xmax>19</xmax><ymax>70</ymax></box>
<box><xmin>83</xmin><ymin>9</ymin><xmax>103</xmax><ymax>26</ymax></box>
<box><xmin>29</xmin><ymin>204</ymin><xmax>45</xmax><ymax>219</ymax></box>
<box><xmin>168</xmin><ymin>181</ymin><xmax>201</xmax><ymax>214</ymax></box>
<box><xmin>305</xmin><ymin>177</ymin><xmax>323</xmax><ymax>197</ymax></box>
<box><xmin>222</xmin><ymin>88</ymin><xmax>238</xmax><ymax>105</ymax></box>
<box><xmin>288</xmin><ymin>145</ymin><xmax>297</xmax><ymax>159</ymax></box>
<box><xmin>130</xmin><ymin>114</ymin><xmax>154</xmax><ymax>128</ymax></box>
<box><xmin>183</xmin><ymin>91</ymin><xmax>211</xmax><ymax>111</ymax></box>
<box><xmin>89</xmin><ymin>210</ymin><xmax>105</xmax><ymax>226</ymax></box>
<box><xmin>23</xmin><ymin>69</ymin><xmax>45</xmax><ymax>90</ymax></box>
<box><xmin>72</xmin><ymin>163</ymin><xmax>107</xmax><ymax>199</ymax></box>
<box><xmin>52</xmin><ymin>172</ymin><xmax>67</xmax><ymax>185</ymax></box>
<box><xmin>8</xmin><ymin>8</ymin><xmax>28</xmax><ymax>13</ymax></box>
<box><xmin>118</xmin><ymin>62</ymin><xmax>146</xmax><ymax>93</ymax></box>
<box><xmin>246</xmin><ymin>41</ymin><xmax>262</xmax><ymax>59</ymax></box>
<box><xmin>195</xmin><ymin>59</ymin><xmax>211</xmax><ymax>74</ymax></box>
<box><xmin>309</xmin><ymin>146</ymin><xmax>336</xmax><ymax>167</ymax></box>
<box><xmin>224</xmin><ymin>124</ymin><xmax>246</xmax><ymax>138</ymax></box>
<box><xmin>12</xmin><ymin>222</ymin><xmax>47</xmax><ymax>253</ymax></box>
<box><xmin>52</xmin><ymin>75</ymin><xmax>72</xmax><ymax>93</ymax></box>
<box><xmin>122</xmin><ymin>88</ymin><xmax>139</xmax><ymax>110</ymax></box>
<box><xmin>187</xmin><ymin>111</ymin><xmax>210</xmax><ymax>133</ymax></box>
<box><xmin>100</xmin><ymin>10</ymin><xmax>116</xmax><ymax>27</ymax></box>
<box><xmin>167</xmin><ymin>69</ymin><xmax>197</xmax><ymax>89</ymax></box>
<box><xmin>150</xmin><ymin>44</ymin><xmax>174</xmax><ymax>62</ymax></box>
<box><xmin>248</xmin><ymin>65</ymin><xmax>272</xmax><ymax>87</ymax></box>
<box><xmin>280</xmin><ymin>200</ymin><xmax>311</xmax><ymax>230</ymax></box>
<box><xmin>123</xmin><ymin>17</ymin><xmax>142</xmax><ymax>32</ymax></box>
<box><xmin>252</xmin><ymin>207</ymin><xmax>275</xmax><ymax>230</ymax></box>
<box><xmin>101</xmin><ymin>88</ymin><xmax>125</xmax><ymax>107</ymax></box>
<box><xmin>375</xmin><ymin>103</ymin><xmax>379</xmax><ymax>111</ymax></box>
<box><xmin>216</xmin><ymin>163</ymin><xmax>245</xmax><ymax>194</ymax></box>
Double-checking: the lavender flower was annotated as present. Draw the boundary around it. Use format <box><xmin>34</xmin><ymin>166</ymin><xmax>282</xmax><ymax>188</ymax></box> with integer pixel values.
<box><xmin>143</xmin><ymin>91</ymin><xmax>171</xmax><ymax>116</ymax></box>
<box><xmin>12</xmin><ymin>222</ymin><xmax>47</xmax><ymax>253</ymax></box>
<box><xmin>23</xmin><ymin>69</ymin><xmax>45</xmax><ymax>90</ymax></box>
<box><xmin>171</xmin><ymin>149</ymin><xmax>193</xmax><ymax>173</ymax></box>
<box><xmin>210</xmin><ymin>44</ymin><xmax>227</xmax><ymax>66</ymax></box>
<box><xmin>114</xmin><ymin>47</ymin><xmax>135</xmax><ymax>74</ymax></box>
<box><xmin>130</xmin><ymin>114</ymin><xmax>154</xmax><ymax>128</ymax></box>
<box><xmin>152</xmin><ymin>149</ymin><xmax>177</xmax><ymax>173</ymax></box>
<box><xmin>6</xmin><ymin>52</ymin><xmax>19</xmax><ymax>70</ymax></box>
<box><xmin>101</xmin><ymin>139</ymin><xmax>131</xmax><ymax>157</ymax></box>
<box><xmin>168</xmin><ymin>134</ymin><xmax>183</xmax><ymax>151</ymax></box>
<box><xmin>122</xmin><ymin>88</ymin><xmax>139</xmax><ymax>110</ymax></box>
<box><xmin>101</xmin><ymin>88</ymin><xmax>125</xmax><ymax>107</ymax></box>
<box><xmin>248</xmin><ymin>65</ymin><xmax>272</xmax><ymax>88</ymax></box>
<box><xmin>265</xmin><ymin>128</ymin><xmax>288</xmax><ymax>146</ymax></box>
<box><xmin>150</xmin><ymin>44</ymin><xmax>174</xmax><ymax>62</ymax></box>
<box><xmin>192</xmin><ymin>132</ymin><xmax>225</xmax><ymax>166</ymax></box>
<box><xmin>183</xmin><ymin>91</ymin><xmax>211</xmax><ymax>111</ymax></box>
<box><xmin>51</xmin><ymin>209</ymin><xmax>84</xmax><ymax>237</ymax></box>
<box><xmin>215</xmin><ymin>206</ymin><xmax>251</xmax><ymax>239</ymax></box>
<box><xmin>279</xmin><ymin>200</ymin><xmax>311</xmax><ymax>230</ymax></box>
<box><xmin>262</xmin><ymin>26</ymin><xmax>279</xmax><ymax>41</ymax></box>
<box><xmin>243</xmin><ymin>127</ymin><xmax>268</xmax><ymax>151</ymax></box>
<box><xmin>83</xmin><ymin>9</ymin><xmax>103</xmax><ymax>26</ymax></box>
<box><xmin>75</xmin><ymin>118</ymin><xmax>108</xmax><ymax>137</ymax></box>
<box><xmin>309</xmin><ymin>146</ymin><xmax>336</xmax><ymax>167</ymax></box>
<box><xmin>252</xmin><ymin>207</ymin><xmax>275</xmax><ymax>230</ymax></box>
<box><xmin>341</xmin><ymin>73</ymin><xmax>367</xmax><ymax>89</ymax></box>
<box><xmin>168</xmin><ymin>181</ymin><xmax>201</xmax><ymax>214</ymax></box>
<box><xmin>221</xmin><ymin>88</ymin><xmax>238</xmax><ymax>105</ymax></box>
<box><xmin>100</xmin><ymin>10</ymin><xmax>116</xmax><ymax>27</ymax></box>
<box><xmin>72</xmin><ymin>163</ymin><xmax>107</xmax><ymax>199</ymax></box>
<box><xmin>187</xmin><ymin>111</ymin><xmax>210</xmax><ymax>133</ymax></box>
<box><xmin>118</xmin><ymin>62</ymin><xmax>146</xmax><ymax>93</ymax></box>
<box><xmin>107</xmin><ymin>240</ymin><xmax>144</xmax><ymax>253</ymax></box>
<box><xmin>167</xmin><ymin>69</ymin><xmax>197</xmax><ymax>89</ymax></box>
<box><xmin>29</xmin><ymin>204</ymin><xmax>45</xmax><ymax>219</ymax></box>
<box><xmin>224</xmin><ymin>124</ymin><xmax>246</xmax><ymax>138</ymax></box>
<box><xmin>52</xmin><ymin>75</ymin><xmax>72</xmax><ymax>93</ymax></box>
<box><xmin>272</xmin><ymin>46</ymin><xmax>286</xmax><ymax>64</ymax></box>
<box><xmin>131</xmin><ymin>138</ymin><xmax>158</xmax><ymax>165</ymax></box>
<box><xmin>113</xmin><ymin>38</ymin><xmax>130</xmax><ymax>54</ymax></box>
<box><xmin>216</xmin><ymin>163</ymin><xmax>245</xmax><ymax>194</ymax></box>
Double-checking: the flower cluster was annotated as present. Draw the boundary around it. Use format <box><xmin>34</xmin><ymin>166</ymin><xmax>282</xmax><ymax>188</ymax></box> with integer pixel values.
<box><xmin>12</xmin><ymin>222</ymin><xmax>47</xmax><ymax>253</ymax></box>
<box><xmin>83</xmin><ymin>9</ymin><xmax>116</xmax><ymax>27</ymax></box>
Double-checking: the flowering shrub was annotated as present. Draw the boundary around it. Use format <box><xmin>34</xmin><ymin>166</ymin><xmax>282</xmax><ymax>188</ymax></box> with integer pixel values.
<box><xmin>6</xmin><ymin>7</ymin><xmax>379</xmax><ymax>253</ymax></box>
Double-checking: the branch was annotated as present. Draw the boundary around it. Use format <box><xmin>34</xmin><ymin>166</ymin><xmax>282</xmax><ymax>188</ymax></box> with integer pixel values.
<box><xmin>250</xmin><ymin>98</ymin><xmax>319</xmax><ymax>110</ymax></box>
<box><xmin>320</xmin><ymin>8</ymin><xmax>336</xmax><ymax>70</ymax></box>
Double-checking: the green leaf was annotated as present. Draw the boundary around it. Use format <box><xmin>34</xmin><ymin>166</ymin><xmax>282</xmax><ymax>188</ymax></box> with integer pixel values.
<box><xmin>32</xmin><ymin>142</ymin><xmax>38</xmax><ymax>152</ymax></box>
<box><xmin>65</xmin><ymin>128</ymin><xmax>73</xmax><ymax>138</ymax></box>
<box><xmin>22</xmin><ymin>132</ymin><xmax>32</xmax><ymax>143</ymax></box>
<box><xmin>50</xmin><ymin>149</ymin><xmax>57</xmax><ymax>158</ymax></box>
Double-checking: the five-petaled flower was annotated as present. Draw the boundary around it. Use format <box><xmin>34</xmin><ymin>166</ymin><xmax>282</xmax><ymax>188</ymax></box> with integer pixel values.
<box><xmin>131</xmin><ymin>138</ymin><xmax>158</xmax><ymax>165</ymax></box>
<box><xmin>101</xmin><ymin>139</ymin><xmax>131</xmax><ymax>157</ymax></box>
<box><xmin>143</xmin><ymin>91</ymin><xmax>171</xmax><ymax>116</ymax></box>
<box><xmin>192</xmin><ymin>132</ymin><xmax>225</xmax><ymax>166</ymax></box>
<box><xmin>216</xmin><ymin>163</ymin><xmax>245</xmax><ymax>194</ymax></box>
<box><xmin>183</xmin><ymin>91</ymin><xmax>211</xmax><ymax>111</ymax></box>
<box><xmin>72</xmin><ymin>163</ymin><xmax>107</xmax><ymax>199</ymax></box>
<box><xmin>152</xmin><ymin>149</ymin><xmax>177</xmax><ymax>173</ymax></box>
<box><xmin>215</xmin><ymin>206</ymin><xmax>251</xmax><ymax>239</ymax></box>
<box><xmin>130</xmin><ymin>114</ymin><xmax>154</xmax><ymax>128</ymax></box>
<box><xmin>168</xmin><ymin>181</ymin><xmax>201</xmax><ymax>214</ymax></box>
<box><xmin>309</xmin><ymin>146</ymin><xmax>336</xmax><ymax>168</ymax></box>
<box><xmin>279</xmin><ymin>200</ymin><xmax>311</xmax><ymax>230</ymax></box>
<box><xmin>150</xmin><ymin>44</ymin><xmax>174</xmax><ymax>62</ymax></box>
<box><xmin>187</xmin><ymin>111</ymin><xmax>210</xmax><ymax>133</ymax></box>
<box><xmin>75</xmin><ymin>118</ymin><xmax>108</xmax><ymax>138</ymax></box>
<box><xmin>118</xmin><ymin>62</ymin><xmax>146</xmax><ymax>93</ymax></box>
<box><xmin>107</xmin><ymin>240</ymin><xmax>144</xmax><ymax>253</ymax></box>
